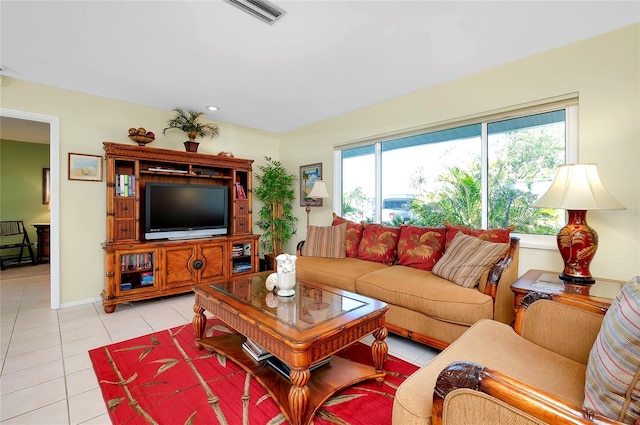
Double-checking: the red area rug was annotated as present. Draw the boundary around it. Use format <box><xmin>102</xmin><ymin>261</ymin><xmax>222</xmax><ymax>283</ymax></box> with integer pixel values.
<box><xmin>89</xmin><ymin>318</ymin><xmax>418</xmax><ymax>425</ymax></box>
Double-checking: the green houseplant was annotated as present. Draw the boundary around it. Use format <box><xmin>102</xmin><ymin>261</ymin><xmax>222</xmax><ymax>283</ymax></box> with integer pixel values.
<box><xmin>253</xmin><ymin>157</ymin><xmax>298</xmax><ymax>259</ymax></box>
<box><xmin>163</xmin><ymin>108</ymin><xmax>219</xmax><ymax>152</ymax></box>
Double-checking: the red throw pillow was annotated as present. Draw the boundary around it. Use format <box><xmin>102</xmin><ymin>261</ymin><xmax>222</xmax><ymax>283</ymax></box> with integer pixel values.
<box><xmin>332</xmin><ymin>214</ymin><xmax>364</xmax><ymax>258</ymax></box>
<box><xmin>357</xmin><ymin>223</ymin><xmax>401</xmax><ymax>265</ymax></box>
<box><xmin>445</xmin><ymin>222</ymin><xmax>515</xmax><ymax>248</ymax></box>
<box><xmin>396</xmin><ymin>225</ymin><xmax>447</xmax><ymax>271</ymax></box>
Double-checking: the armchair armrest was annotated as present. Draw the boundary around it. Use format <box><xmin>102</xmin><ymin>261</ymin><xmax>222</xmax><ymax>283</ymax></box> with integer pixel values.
<box><xmin>432</xmin><ymin>361</ymin><xmax>623</xmax><ymax>425</ymax></box>
<box><xmin>514</xmin><ymin>294</ymin><xmax>608</xmax><ymax>364</ymax></box>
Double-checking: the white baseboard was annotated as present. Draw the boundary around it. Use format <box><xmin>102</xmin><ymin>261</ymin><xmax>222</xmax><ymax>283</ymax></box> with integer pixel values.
<box><xmin>59</xmin><ymin>297</ymin><xmax>101</xmax><ymax>309</ymax></box>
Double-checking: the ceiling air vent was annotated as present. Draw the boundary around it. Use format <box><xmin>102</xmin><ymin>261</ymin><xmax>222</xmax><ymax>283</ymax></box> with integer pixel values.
<box><xmin>224</xmin><ymin>0</ymin><xmax>286</xmax><ymax>25</ymax></box>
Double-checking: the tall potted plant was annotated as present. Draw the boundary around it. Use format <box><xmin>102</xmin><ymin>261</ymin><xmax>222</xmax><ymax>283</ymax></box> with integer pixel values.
<box><xmin>163</xmin><ymin>108</ymin><xmax>219</xmax><ymax>152</ymax></box>
<box><xmin>253</xmin><ymin>157</ymin><xmax>298</xmax><ymax>264</ymax></box>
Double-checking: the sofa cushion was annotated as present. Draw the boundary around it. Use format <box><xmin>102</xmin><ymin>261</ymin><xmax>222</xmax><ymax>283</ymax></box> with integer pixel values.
<box><xmin>296</xmin><ymin>256</ymin><xmax>388</xmax><ymax>293</ymax></box>
<box><xmin>301</xmin><ymin>223</ymin><xmax>346</xmax><ymax>258</ymax></box>
<box><xmin>355</xmin><ymin>265</ymin><xmax>494</xmax><ymax>326</ymax></box>
<box><xmin>332</xmin><ymin>214</ymin><xmax>364</xmax><ymax>258</ymax></box>
<box><xmin>357</xmin><ymin>223</ymin><xmax>401</xmax><ymax>265</ymax></box>
<box><xmin>445</xmin><ymin>221</ymin><xmax>515</xmax><ymax>248</ymax></box>
<box><xmin>583</xmin><ymin>276</ymin><xmax>640</xmax><ymax>424</ymax></box>
<box><xmin>433</xmin><ymin>233</ymin><xmax>509</xmax><ymax>288</ymax></box>
<box><xmin>393</xmin><ymin>319</ymin><xmax>588</xmax><ymax>425</ymax></box>
<box><xmin>396</xmin><ymin>225</ymin><xmax>446</xmax><ymax>271</ymax></box>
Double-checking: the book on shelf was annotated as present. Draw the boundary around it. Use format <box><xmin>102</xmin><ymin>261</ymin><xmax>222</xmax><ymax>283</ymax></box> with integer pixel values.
<box><xmin>267</xmin><ymin>356</ymin><xmax>331</xmax><ymax>381</ymax></box>
<box><xmin>121</xmin><ymin>253</ymin><xmax>153</xmax><ymax>272</ymax></box>
<box><xmin>235</xmin><ymin>182</ymin><xmax>247</xmax><ymax>199</ymax></box>
<box><xmin>233</xmin><ymin>263</ymin><xmax>252</xmax><ymax>273</ymax></box>
<box><xmin>242</xmin><ymin>339</ymin><xmax>272</xmax><ymax>362</ymax></box>
<box><xmin>140</xmin><ymin>271</ymin><xmax>154</xmax><ymax>286</ymax></box>
<box><xmin>232</xmin><ymin>245</ymin><xmax>244</xmax><ymax>257</ymax></box>
<box><xmin>115</xmin><ymin>174</ymin><xmax>136</xmax><ymax>197</ymax></box>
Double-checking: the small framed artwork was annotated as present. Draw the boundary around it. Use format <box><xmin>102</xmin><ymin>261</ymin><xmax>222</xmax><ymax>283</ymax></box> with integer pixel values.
<box><xmin>299</xmin><ymin>162</ymin><xmax>322</xmax><ymax>207</ymax></box>
<box><xmin>68</xmin><ymin>153</ymin><xmax>103</xmax><ymax>181</ymax></box>
<box><xmin>42</xmin><ymin>168</ymin><xmax>50</xmax><ymax>205</ymax></box>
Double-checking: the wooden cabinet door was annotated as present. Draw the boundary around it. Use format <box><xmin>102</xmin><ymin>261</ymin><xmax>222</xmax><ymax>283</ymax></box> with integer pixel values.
<box><xmin>163</xmin><ymin>242</ymin><xmax>226</xmax><ymax>288</ymax></box>
<box><xmin>199</xmin><ymin>242</ymin><xmax>226</xmax><ymax>282</ymax></box>
<box><xmin>164</xmin><ymin>245</ymin><xmax>197</xmax><ymax>288</ymax></box>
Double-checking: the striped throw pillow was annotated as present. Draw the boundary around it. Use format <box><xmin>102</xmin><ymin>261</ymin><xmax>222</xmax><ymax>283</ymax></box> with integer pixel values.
<box><xmin>583</xmin><ymin>276</ymin><xmax>640</xmax><ymax>424</ymax></box>
<box><xmin>432</xmin><ymin>232</ymin><xmax>508</xmax><ymax>288</ymax></box>
<box><xmin>302</xmin><ymin>223</ymin><xmax>347</xmax><ymax>259</ymax></box>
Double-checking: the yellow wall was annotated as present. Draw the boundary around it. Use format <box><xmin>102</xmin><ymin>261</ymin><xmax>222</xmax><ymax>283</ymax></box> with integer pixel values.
<box><xmin>1</xmin><ymin>24</ymin><xmax>638</xmax><ymax>307</ymax></box>
<box><xmin>280</xmin><ymin>24</ymin><xmax>640</xmax><ymax>281</ymax></box>
<box><xmin>0</xmin><ymin>78</ymin><xmax>279</xmax><ymax>305</ymax></box>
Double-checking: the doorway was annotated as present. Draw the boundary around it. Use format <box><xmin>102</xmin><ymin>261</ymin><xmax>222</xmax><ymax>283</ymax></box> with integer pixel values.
<box><xmin>0</xmin><ymin>109</ymin><xmax>60</xmax><ymax>309</ymax></box>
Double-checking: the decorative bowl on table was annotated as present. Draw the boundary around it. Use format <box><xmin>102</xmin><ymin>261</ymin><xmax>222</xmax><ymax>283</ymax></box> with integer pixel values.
<box><xmin>128</xmin><ymin>128</ymin><xmax>155</xmax><ymax>146</ymax></box>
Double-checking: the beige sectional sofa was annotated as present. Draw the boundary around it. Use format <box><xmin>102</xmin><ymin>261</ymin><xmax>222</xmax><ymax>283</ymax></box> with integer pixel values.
<box><xmin>296</xmin><ymin>218</ymin><xmax>520</xmax><ymax>350</ymax></box>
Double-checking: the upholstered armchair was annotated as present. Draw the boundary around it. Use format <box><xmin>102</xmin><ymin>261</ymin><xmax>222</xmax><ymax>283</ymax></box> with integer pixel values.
<box><xmin>393</xmin><ymin>277</ymin><xmax>640</xmax><ymax>425</ymax></box>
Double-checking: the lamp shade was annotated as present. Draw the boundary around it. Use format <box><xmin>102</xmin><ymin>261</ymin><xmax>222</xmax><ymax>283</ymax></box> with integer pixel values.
<box><xmin>308</xmin><ymin>180</ymin><xmax>330</xmax><ymax>199</ymax></box>
<box><xmin>532</xmin><ymin>163</ymin><xmax>625</xmax><ymax>210</ymax></box>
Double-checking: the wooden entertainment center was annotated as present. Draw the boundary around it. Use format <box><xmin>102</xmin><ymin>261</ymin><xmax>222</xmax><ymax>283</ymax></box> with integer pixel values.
<box><xmin>101</xmin><ymin>142</ymin><xmax>260</xmax><ymax>313</ymax></box>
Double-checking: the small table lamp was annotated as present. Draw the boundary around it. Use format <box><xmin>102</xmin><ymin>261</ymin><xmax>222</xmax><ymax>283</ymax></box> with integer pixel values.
<box><xmin>305</xmin><ymin>180</ymin><xmax>330</xmax><ymax>227</ymax></box>
<box><xmin>532</xmin><ymin>163</ymin><xmax>625</xmax><ymax>287</ymax></box>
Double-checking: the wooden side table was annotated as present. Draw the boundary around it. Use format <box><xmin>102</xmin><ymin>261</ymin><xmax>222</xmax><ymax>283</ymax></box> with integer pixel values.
<box><xmin>511</xmin><ymin>269</ymin><xmax>625</xmax><ymax>315</ymax></box>
<box><xmin>32</xmin><ymin>223</ymin><xmax>50</xmax><ymax>264</ymax></box>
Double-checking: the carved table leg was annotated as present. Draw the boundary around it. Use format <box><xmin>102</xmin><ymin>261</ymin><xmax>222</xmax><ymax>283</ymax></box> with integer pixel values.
<box><xmin>372</xmin><ymin>326</ymin><xmax>388</xmax><ymax>384</ymax></box>
<box><xmin>288</xmin><ymin>367</ymin><xmax>311</xmax><ymax>425</ymax></box>
<box><xmin>192</xmin><ymin>304</ymin><xmax>207</xmax><ymax>349</ymax></box>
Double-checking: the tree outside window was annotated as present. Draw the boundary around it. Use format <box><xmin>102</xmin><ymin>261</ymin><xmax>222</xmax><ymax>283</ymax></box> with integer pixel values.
<box><xmin>339</xmin><ymin>107</ymin><xmax>570</xmax><ymax>236</ymax></box>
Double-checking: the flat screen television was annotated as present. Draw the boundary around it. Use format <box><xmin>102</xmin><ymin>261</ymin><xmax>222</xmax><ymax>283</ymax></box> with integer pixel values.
<box><xmin>144</xmin><ymin>183</ymin><xmax>229</xmax><ymax>240</ymax></box>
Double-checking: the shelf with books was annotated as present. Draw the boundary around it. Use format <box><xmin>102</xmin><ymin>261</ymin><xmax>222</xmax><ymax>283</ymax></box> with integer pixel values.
<box><xmin>115</xmin><ymin>174</ymin><xmax>136</xmax><ymax>197</ymax></box>
<box><xmin>231</xmin><ymin>240</ymin><xmax>256</xmax><ymax>274</ymax></box>
<box><xmin>117</xmin><ymin>250</ymin><xmax>157</xmax><ymax>294</ymax></box>
<box><xmin>235</xmin><ymin>182</ymin><xmax>247</xmax><ymax>199</ymax></box>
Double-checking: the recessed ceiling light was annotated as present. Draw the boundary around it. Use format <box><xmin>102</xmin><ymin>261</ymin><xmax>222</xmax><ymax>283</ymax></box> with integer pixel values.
<box><xmin>206</xmin><ymin>105</ymin><xmax>220</xmax><ymax>112</ymax></box>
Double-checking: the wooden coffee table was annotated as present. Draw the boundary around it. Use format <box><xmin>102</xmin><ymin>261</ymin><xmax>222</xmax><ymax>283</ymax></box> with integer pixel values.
<box><xmin>192</xmin><ymin>273</ymin><xmax>389</xmax><ymax>425</ymax></box>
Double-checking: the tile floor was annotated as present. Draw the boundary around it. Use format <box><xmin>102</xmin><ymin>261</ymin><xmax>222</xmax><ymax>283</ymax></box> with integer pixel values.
<box><xmin>0</xmin><ymin>264</ymin><xmax>439</xmax><ymax>424</ymax></box>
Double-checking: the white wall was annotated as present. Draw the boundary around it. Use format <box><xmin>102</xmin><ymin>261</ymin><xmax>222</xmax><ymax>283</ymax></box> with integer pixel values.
<box><xmin>280</xmin><ymin>24</ymin><xmax>640</xmax><ymax>282</ymax></box>
<box><xmin>0</xmin><ymin>78</ymin><xmax>279</xmax><ymax>306</ymax></box>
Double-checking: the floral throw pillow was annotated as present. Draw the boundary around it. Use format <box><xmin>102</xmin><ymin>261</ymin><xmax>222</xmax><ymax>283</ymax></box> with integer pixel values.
<box><xmin>332</xmin><ymin>213</ymin><xmax>364</xmax><ymax>258</ymax></box>
<box><xmin>396</xmin><ymin>225</ymin><xmax>447</xmax><ymax>271</ymax></box>
<box><xmin>357</xmin><ymin>223</ymin><xmax>401</xmax><ymax>265</ymax></box>
<box><xmin>444</xmin><ymin>221</ymin><xmax>515</xmax><ymax>248</ymax></box>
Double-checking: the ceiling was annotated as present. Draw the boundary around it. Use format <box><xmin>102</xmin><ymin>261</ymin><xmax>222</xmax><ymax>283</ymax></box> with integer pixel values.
<box><xmin>1</xmin><ymin>1</ymin><xmax>639</xmax><ymax>135</ymax></box>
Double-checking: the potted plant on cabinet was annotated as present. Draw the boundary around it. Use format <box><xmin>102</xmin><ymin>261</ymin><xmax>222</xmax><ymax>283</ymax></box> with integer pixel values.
<box><xmin>253</xmin><ymin>157</ymin><xmax>298</xmax><ymax>268</ymax></box>
<box><xmin>163</xmin><ymin>108</ymin><xmax>219</xmax><ymax>152</ymax></box>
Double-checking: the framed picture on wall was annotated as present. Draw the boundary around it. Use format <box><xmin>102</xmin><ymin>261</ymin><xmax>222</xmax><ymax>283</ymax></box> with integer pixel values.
<box><xmin>299</xmin><ymin>163</ymin><xmax>322</xmax><ymax>207</ymax></box>
<box><xmin>68</xmin><ymin>153</ymin><xmax>103</xmax><ymax>181</ymax></box>
<box><xmin>42</xmin><ymin>168</ymin><xmax>50</xmax><ymax>205</ymax></box>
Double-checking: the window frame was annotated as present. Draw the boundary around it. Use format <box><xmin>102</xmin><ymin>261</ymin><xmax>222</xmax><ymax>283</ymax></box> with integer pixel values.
<box><xmin>333</xmin><ymin>97</ymin><xmax>578</xmax><ymax>250</ymax></box>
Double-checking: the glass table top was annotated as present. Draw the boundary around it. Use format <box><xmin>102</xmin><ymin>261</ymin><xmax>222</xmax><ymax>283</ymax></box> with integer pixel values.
<box><xmin>532</xmin><ymin>272</ymin><xmax>625</xmax><ymax>299</ymax></box>
<box><xmin>209</xmin><ymin>274</ymin><xmax>367</xmax><ymax>331</ymax></box>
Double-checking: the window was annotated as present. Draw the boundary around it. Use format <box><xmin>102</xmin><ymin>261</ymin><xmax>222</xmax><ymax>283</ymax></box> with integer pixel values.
<box><xmin>335</xmin><ymin>100</ymin><xmax>577</xmax><ymax>243</ymax></box>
